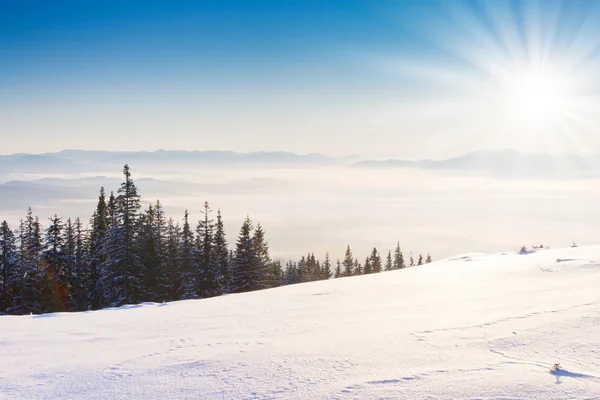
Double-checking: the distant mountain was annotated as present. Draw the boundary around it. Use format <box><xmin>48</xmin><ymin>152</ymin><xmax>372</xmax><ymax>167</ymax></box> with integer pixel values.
<box><xmin>353</xmin><ymin>149</ymin><xmax>600</xmax><ymax>179</ymax></box>
<box><xmin>0</xmin><ymin>150</ymin><xmax>340</xmax><ymax>176</ymax></box>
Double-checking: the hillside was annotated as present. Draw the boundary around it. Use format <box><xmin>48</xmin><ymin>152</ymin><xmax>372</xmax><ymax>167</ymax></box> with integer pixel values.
<box><xmin>2</xmin><ymin>246</ymin><xmax>600</xmax><ymax>399</ymax></box>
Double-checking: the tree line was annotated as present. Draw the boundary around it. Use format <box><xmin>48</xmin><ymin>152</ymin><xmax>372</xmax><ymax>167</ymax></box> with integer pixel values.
<box><xmin>0</xmin><ymin>165</ymin><xmax>432</xmax><ymax>315</ymax></box>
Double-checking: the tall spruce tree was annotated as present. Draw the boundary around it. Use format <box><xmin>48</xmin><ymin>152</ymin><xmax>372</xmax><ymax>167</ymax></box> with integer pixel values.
<box><xmin>393</xmin><ymin>242</ymin><xmax>405</xmax><ymax>270</ymax></box>
<box><xmin>370</xmin><ymin>248</ymin><xmax>382</xmax><ymax>273</ymax></box>
<box><xmin>321</xmin><ymin>253</ymin><xmax>332</xmax><ymax>280</ymax></box>
<box><xmin>342</xmin><ymin>246</ymin><xmax>354</xmax><ymax>277</ymax></box>
<box><xmin>230</xmin><ymin>216</ymin><xmax>261</xmax><ymax>293</ymax></box>
<box><xmin>363</xmin><ymin>256</ymin><xmax>372</xmax><ymax>275</ymax></box>
<box><xmin>0</xmin><ymin>221</ymin><xmax>17</xmax><ymax>313</ymax></box>
<box><xmin>385</xmin><ymin>250</ymin><xmax>393</xmax><ymax>271</ymax></box>
<box><xmin>179</xmin><ymin>210</ymin><xmax>197</xmax><ymax>299</ymax></box>
<box><xmin>88</xmin><ymin>188</ymin><xmax>108</xmax><ymax>310</ymax></box>
<box><xmin>213</xmin><ymin>209</ymin><xmax>230</xmax><ymax>293</ymax></box>
<box><xmin>334</xmin><ymin>260</ymin><xmax>342</xmax><ymax>278</ymax></box>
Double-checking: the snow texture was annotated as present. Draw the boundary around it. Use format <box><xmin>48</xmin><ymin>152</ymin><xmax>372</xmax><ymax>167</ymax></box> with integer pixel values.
<box><xmin>2</xmin><ymin>246</ymin><xmax>600</xmax><ymax>399</ymax></box>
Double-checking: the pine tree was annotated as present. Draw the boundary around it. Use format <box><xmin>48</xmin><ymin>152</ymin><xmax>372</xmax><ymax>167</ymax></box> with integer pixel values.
<box><xmin>252</xmin><ymin>223</ymin><xmax>275</xmax><ymax>289</ymax></box>
<box><xmin>88</xmin><ymin>188</ymin><xmax>108</xmax><ymax>310</ymax></box>
<box><xmin>62</xmin><ymin>218</ymin><xmax>77</xmax><ymax>309</ymax></box>
<box><xmin>393</xmin><ymin>242</ymin><xmax>405</xmax><ymax>270</ymax></box>
<box><xmin>370</xmin><ymin>247</ymin><xmax>382</xmax><ymax>273</ymax></box>
<box><xmin>165</xmin><ymin>218</ymin><xmax>181</xmax><ymax>301</ymax></box>
<box><xmin>0</xmin><ymin>221</ymin><xmax>17</xmax><ymax>313</ymax></box>
<box><xmin>342</xmin><ymin>246</ymin><xmax>354</xmax><ymax>277</ymax></box>
<box><xmin>138</xmin><ymin>204</ymin><xmax>160</xmax><ymax>301</ymax></box>
<box><xmin>40</xmin><ymin>214</ymin><xmax>70</xmax><ymax>312</ymax></box>
<box><xmin>230</xmin><ymin>216</ymin><xmax>261</xmax><ymax>293</ymax></box>
<box><xmin>197</xmin><ymin>201</ymin><xmax>219</xmax><ymax>297</ymax></box>
<box><xmin>409</xmin><ymin>252</ymin><xmax>415</xmax><ymax>268</ymax></box>
<box><xmin>19</xmin><ymin>210</ymin><xmax>45</xmax><ymax>314</ymax></box>
<box><xmin>321</xmin><ymin>253</ymin><xmax>332</xmax><ymax>280</ymax></box>
<box><xmin>363</xmin><ymin>256</ymin><xmax>372</xmax><ymax>275</ymax></box>
<box><xmin>417</xmin><ymin>254</ymin><xmax>423</xmax><ymax>266</ymax></box>
<box><xmin>213</xmin><ymin>209</ymin><xmax>230</xmax><ymax>294</ymax></box>
<box><xmin>179</xmin><ymin>210</ymin><xmax>197</xmax><ymax>299</ymax></box>
<box><xmin>334</xmin><ymin>260</ymin><xmax>342</xmax><ymax>278</ymax></box>
<box><xmin>426</xmin><ymin>253</ymin><xmax>432</xmax><ymax>263</ymax></box>
<box><xmin>72</xmin><ymin>218</ymin><xmax>89</xmax><ymax>310</ymax></box>
<box><xmin>354</xmin><ymin>258</ymin><xmax>362</xmax><ymax>275</ymax></box>
<box><xmin>385</xmin><ymin>250</ymin><xmax>393</xmax><ymax>271</ymax></box>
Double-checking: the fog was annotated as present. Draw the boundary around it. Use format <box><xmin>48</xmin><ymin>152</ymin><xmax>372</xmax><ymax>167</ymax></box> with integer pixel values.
<box><xmin>1</xmin><ymin>162</ymin><xmax>599</xmax><ymax>262</ymax></box>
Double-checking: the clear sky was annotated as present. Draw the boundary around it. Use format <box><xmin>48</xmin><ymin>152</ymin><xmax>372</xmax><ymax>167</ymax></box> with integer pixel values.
<box><xmin>2</xmin><ymin>0</ymin><xmax>600</xmax><ymax>158</ymax></box>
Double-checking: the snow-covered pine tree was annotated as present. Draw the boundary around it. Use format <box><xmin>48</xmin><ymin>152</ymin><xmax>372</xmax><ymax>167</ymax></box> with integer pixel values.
<box><xmin>417</xmin><ymin>254</ymin><xmax>423</xmax><ymax>266</ymax></box>
<box><xmin>393</xmin><ymin>242</ymin><xmax>405</xmax><ymax>270</ymax></box>
<box><xmin>165</xmin><ymin>217</ymin><xmax>181</xmax><ymax>301</ymax></box>
<box><xmin>19</xmin><ymin>210</ymin><xmax>45</xmax><ymax>314</ymax></box>
<box><xmin>72</xmin><ymin>217</ymin><xmax>89</xmax><ymax>311</ymax></box>
<box><xmin>385</xmin><ymin>250</ymin><xmax>393</xmax><ymax>271</ymax></box>
<box><xmin>363</xmin><ymin>256</ymin><xmax>372</xmax><ymax>274</ymax></box>
<box><xmin>334</xmin><ymin>260</ymin><xmax>342</xmax><ymax>278</ymax></box>
<box><xmin>0</xmin><ymin>221</ymin><xmax>17</xmax><ymax>313</ymax></box>
<box><xmin>252</xmin><ymin>222</ymin><xmax>275</xmax><ymax>290</ymax></box>
<box><xmin>179</xmin><ymin>210</ymin><xmax>197</xmax><ymax>299</ymax></box>
<box><xmin>88</xmin><ymin>188</ymin><xmax>108</xmax><ymax>310</ymax></box>
<box><xmin>197</xmin><ymin>201</ymin><xmax>219</xmax><ymax>297</ymax></box>
<box><xmin>213</xmin><ymin>209</ymin><xmax>230</xmax><ymax>294</ymax></box>
<box><xmin>321</xmin><ymin>253</ymin><xmax>332</xmax><ymax>280</ymax></box>
<box><xmin>62</xmin><ymin>218</ymin><xmax>78</xmax><ymax>309</ymax></box>
<box><xmin>370</xmin><ymin>248</ymin><xmax>382</xmax><ymax>273</ymax></box>
<box><xmin>426</xmin><ymin>253</ymin><xmax>432</xmax><ymax>263</ymax></box>
<box><xmin>230</xmin><ymin>216</ymin><xmax>261</xmax><ymax>293</ymax></box>
<box><xmin>40</xmin><ymin>214</ymin><xmax>70</xmax><ymax>312</ymax></box>
<box><xmin>138</xmin><ymin>204</ymin><xmax>161</xmax><ymax>302</ymax></box>
<box><xmin>354</xmin><ymin>258</ymin><xmax>363</xmax><ymax>276</ymax></box>
<box><xmin>342</xmin><ymin>246</ymin><xmax>354</xmax><ymax>277</ymax></box>
<box><xmin>409</xmin><ymin>252</ymin><xmax>415</xmax><ymax>268</ymax></box>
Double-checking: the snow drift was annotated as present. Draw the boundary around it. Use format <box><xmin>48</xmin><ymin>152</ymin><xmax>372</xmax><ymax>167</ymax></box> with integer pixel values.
<box><xmin>2</xmin><ymin>246</ymin><xmax>600</xmax><ymax>399</ymax></box>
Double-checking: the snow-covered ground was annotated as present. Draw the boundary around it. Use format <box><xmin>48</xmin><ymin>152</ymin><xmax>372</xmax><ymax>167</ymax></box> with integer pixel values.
<box><xmin>2</xmin><ymin>246</ymin><xmax>600</xmax><ymax>399</ymax></box>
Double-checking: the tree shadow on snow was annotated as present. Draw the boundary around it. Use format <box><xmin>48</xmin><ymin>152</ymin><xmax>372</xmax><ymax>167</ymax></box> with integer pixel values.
<box><xmin>551</xmin><ymin>369</ymin><xmax>599</xmax><ymax>385</ymax></box>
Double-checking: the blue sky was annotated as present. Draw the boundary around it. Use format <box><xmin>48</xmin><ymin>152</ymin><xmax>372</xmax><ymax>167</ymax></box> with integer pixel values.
<box><xmin>2</xmin><ymin>0</ymin><xmax>600</xmax><ymax>158</ymax></box>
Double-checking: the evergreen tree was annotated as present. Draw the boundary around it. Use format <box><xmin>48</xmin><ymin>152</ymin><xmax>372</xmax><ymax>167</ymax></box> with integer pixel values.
<box><xmin>363</xmin><ymin>256</ymin><xmax>372</xmax><ymax>275</ymax></box>
<box><xmin>321</xmin><ymin>253</ymin><xmax>332</xmax><ymax>280</ymax></box>
<box><xmin>334</xmin><ymin>260</ymin><xmax>342</xmax><ymax>278</ymax></box>
<box><xmin>88</xmin><ymin>188</ymin><xmax>108</xmax><ymax>310</ymax></box>
<box><xmin>165</xmin><ymin>218</ymin><xmax>181</xmax><ymax>301</ymax></box>
<box><xmin>0</xmin><ymin>221</ymin><xmax>17</xmax><ymax>313</ymax></box>
<box><xmin>230</xmin><ymin>216</ymin><xmax>261</xmax><ymax>293</ymax></box>
<box><xmin>40</xmin><ymin>214</ymin><xmax>70</xmax><ymax>312</ymax></box>
<box><xmin>197</xmin><ymin>201</ymin><xmax>220</xmax><ymax>297</ymax></box>
<box><xmin>417</xmin><ymin>254</ymin><xmax>423</xmax><ymax>266</ymax></box>
<box><xmin>426</xmin><ymin>253</ymin><xmax>432</xmax><ymax>263</ymax></box>
<box><xmin>252</xmin><ymin>223</ymin><xmax>275</xmax><ymax>289</ymax></box>
<box><xmin>354</xmin><ymin>258</ymin><xmax>362</xmax><ymax>275</ymax></box>
<box><xmin>385</xmin><ymin>250</ymin><xmax>393</xmax><ymax>271</ymax></box>
<box><xmin>72</xmin><ymin>218</ymin><xmax>88</xmax><ymax>310</ymax></box>
<box><xmin>370</xmin><ymin>247</ymin><xmax>382</xmax><ymax>273</ymax></box>
<box><xmin>409</xmin><ymin>252</ymin><xmax>415</xmax><ymax>268</ymax></box>
<box><xmin>393</xmin><ymin>242</ymin><xmax>405</xmax><ymax>270</ymax></box>
<box><xmin>179</xmin><ymin>210</ymin><xmax>197</xmax><ymax>298</ymax></box>
<box><xmin>342</xmin><ymin>246</ymin><xmax>354</xmax><ymax>277</ymax></box>
<box><xmin>213</xmin><ymin>209</ymin><xmax>230</xmax><ymax>293</ymax></box>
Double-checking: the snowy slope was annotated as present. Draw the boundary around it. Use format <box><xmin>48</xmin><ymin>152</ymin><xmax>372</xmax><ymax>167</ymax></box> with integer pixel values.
<box><xmin>2</xmin><ymin>247</ymin><xmax>600</xmax><ymax>399</ymax></box>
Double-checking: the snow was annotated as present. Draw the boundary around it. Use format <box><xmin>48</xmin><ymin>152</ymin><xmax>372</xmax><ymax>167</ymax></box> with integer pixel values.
<box><xmin>2</xmin><ymin>246</ymin><xmax>600</xmax><ymax>399</ymax></box>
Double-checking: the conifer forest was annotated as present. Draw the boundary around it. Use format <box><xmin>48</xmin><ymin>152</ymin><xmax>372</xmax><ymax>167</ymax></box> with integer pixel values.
<box><xmin>0</xmin><ymin>165</ymin><xmax>431</xmax><ymax>315</ymax></box>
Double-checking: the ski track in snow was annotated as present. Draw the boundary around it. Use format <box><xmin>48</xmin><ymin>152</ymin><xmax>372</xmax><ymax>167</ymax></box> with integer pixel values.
<box><xmin>2</xmin><ymin>246</ymin><xmax>600</xmax><ymax>399</ymax></box>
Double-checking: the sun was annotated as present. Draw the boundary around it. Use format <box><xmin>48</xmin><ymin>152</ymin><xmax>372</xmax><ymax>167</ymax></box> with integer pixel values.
<box><xmin>502</xmin><ymin>68</ymin><xmax>571</xmax><ymax>128</ymax></box>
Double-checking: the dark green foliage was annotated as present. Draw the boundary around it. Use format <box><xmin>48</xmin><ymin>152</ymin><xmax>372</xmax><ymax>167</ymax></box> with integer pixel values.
<box><xmin>342</xmin><ymin>246</ymin><xmax>354</xmax><ymax>277</ymax></box>
<box><xmin>0</xmin><ymin>165</ymin><xmax>434</xmax><ymax>316</ymax></box>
